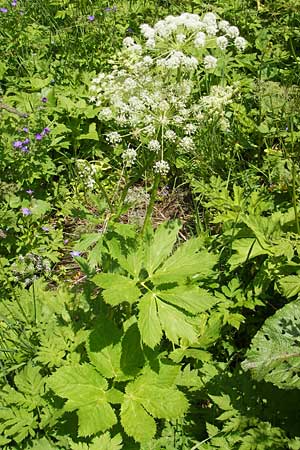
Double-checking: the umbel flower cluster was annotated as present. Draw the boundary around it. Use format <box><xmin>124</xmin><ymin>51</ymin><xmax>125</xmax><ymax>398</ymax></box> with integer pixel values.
<box><xmin>90</xmin><ymin>12</ymin><xmax>247</xmax><ymax>175</ymax></box>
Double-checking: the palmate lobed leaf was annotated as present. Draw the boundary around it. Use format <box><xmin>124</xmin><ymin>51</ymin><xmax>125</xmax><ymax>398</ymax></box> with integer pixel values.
<box><xmin>92</xmin><ymin>273</ymin><xmax>141</xmax><ymax>305</ymax></box>
<box><xmin>242</xmin><ymin>299</ymin><xmax>300</xmax><ymax>389</ymax></box>
<box><xmin>87</xmin><ymin>321</ymin><xmax>123</xmax><ymax>379</ymax></box>
<box><xmin>157</xmin><ymin>285</ymin><xmax>219</xmax><ymax>315</ymax></box>
<box><xmin>47</xmin><ymin>364</ymin><xmax>118</xmax><ymax>436</ymax></box>
<box><xmin>151</xmin><ymin>238</ymin><xmax>218</xmax><ymax>284</ymax></box>
<box><xmin>144</xmin><ymin>220</ymin><xmax>182</xmax><ymax>277</ymax></box>
<box><xmin>121</xmin><ymin>396</ymin><xmax>156</xmax><ymax>444</ymax></box>
<box><xmin>138</xmin><ymin>292</ymin><xmax>163</xmax><ymax>349</ymax></box>
<box><xmin>120</xmin><ymin>366</ymin><xmax>188</xmax><ymax>443</ymax></box>
<box><xmin>87</xmin><ymin>317</ymin><xmax>145</xmax><ymax>380</ymax></box>
<box><xmin>157</xmin><ymin>298</ymin><xmax>198</xmax><ymax>345</ymax></box>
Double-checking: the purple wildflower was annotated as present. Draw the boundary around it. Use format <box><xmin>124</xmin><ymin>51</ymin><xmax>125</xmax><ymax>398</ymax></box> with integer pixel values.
<box><xmin>13</xmin><ymin>140</ymin><xmax>23</xmax><ymax>148</ymax></box>
<box><xmin>88</xmin><ymin>15</ymin><xmax>95</xmax><ymax>21</ymax></box>
<box><xmin>42</xmin><ymin>226</ymin><xmax>50</xmax><ymax>232</ymax></box>
<box><xmin>0</xmin><ymin>7</ymin><xmax>8</xmax><ymax>13</ymax></box>
<box><xmin>11</xmin><ymin>0</ymin><xmax>17</xmax><ymax>6</ymax></box>
<box><xmin>21</xmin><ymin>207</ymin><xmax>32</xmax><ymax>216</ymax></box>
<box><xmin>26</xmin><ymin>189</ymin><xmax>34</xmax><ymax>195</ymax></box>
<box><xmin>70</xmin><ymin>250</ymin><xmax>81</xmax><ymax>257</ymax></box>
<box><xmin>23</xmin><ymin>127</ymin><xmax>29</xmax><ymax>133</ymax></box>
<box><xmin>23</xmin><ymin>138</ymin><xmax>30</xmax><ymax>144</ymax></box>
<box><xmin>64</xmin><ymin>239</ymin><xmax>69</xmax><ymax>244</ymax></box>
<box><xmin>41</xmin><ymin>97</ymin><xmax>48</xmax><ymax>103</ymax></box>
<box><xmin>41</xmin><ymin>127</ymin><xmax>50</xmax><ymax>136</ymax></box>
<box><xmin>104</xmin><ymin>6</ymin><xmax>117</xmax><ymax>12</ymax></box>
<box><xmin>21</xmin><ymin>146</ymin><xmax>29</xmax><ymax>153</ymax></box>
<box><xmin>35</xmin><ymin>133</ymin><xmax>43</xmax><ymax>140</ymax></box>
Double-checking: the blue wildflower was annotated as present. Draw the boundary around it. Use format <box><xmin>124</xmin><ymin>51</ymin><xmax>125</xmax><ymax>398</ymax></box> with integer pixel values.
<box><xmin>21</xmin><ymin>207</ymin><xmax>32</xmax><ymax>216</ymax></box>
<box><xmin>13</xmin><ymin>140</ymin><xmax>23</xmax><ymax>148</ymax></box>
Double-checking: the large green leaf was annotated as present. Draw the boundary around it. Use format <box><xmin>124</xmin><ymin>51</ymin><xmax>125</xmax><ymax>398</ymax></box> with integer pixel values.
<box><xmin>87</xmin><ymin>319</ymin><xmax>122</xmax><ymax>379</ymax></box>
<box><xmin>144</xmin><ymin>220</ymin><xmax>181</xmax><ymax>276</ymax></box>
<box><xmin>93</xmin><ymin>273</ymin><xmax>141</xmax><ymax>305</ymax></box>
<box><xmin>120</xmin><ymin>323</ymin><xmax>145</xmax><ymax>376</ymax></box>
<box><xmin>242</xmin><ymin>299</ymin><xmax>300</xmax><ymax>389</ymax></box>
<box><xmin>157</xmin><ymin>298</ymin><xmax>198</xmax><ymax>344</ymax></box>
<box><xmin>151</xmin><ymin>238</ymin><xmax>217</xmax><ymax>284</ymax></box>
<box><xmin>228</xmin><ymin>238</ymin><xmax>268</xmax><ymax>268</ymax></box>
<box><xmin>157</xmin><ymin>286</ymin><xmax>219</xmax><ymax>315</ymax></box>
<box><xmin>120</xmin><ymin>367</ymin><xmax>188</xmax><ymax>443</ymax></box>
<box><xmin>77</xmin><ymin>403</ymin><xmax>116</xmax><ymax>437</ymax></box>
<box><xmin>138</xmin><ymin>292</ymin><xmax>162</xmax><ymax>349</ymax></box>
<box><xmin>279</xmin><ymin>275</ymin><xmax>300</xmax><ymax>299</ymax></box>
<box><xmin>47</xmin><ymin>364</ymin><xmax>117</xmax><ymax>436</ymax></box>
<box><xmin>121</xmin><ymin>396</ymin><xmax>156</xmax><ymax>443</ymax></box>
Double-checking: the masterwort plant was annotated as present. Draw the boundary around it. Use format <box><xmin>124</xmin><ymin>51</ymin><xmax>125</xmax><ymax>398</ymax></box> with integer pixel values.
<box><xmin>90</xmin><ymin>12</ymin><xmax>247</xmax><ymax>226</ymax></box>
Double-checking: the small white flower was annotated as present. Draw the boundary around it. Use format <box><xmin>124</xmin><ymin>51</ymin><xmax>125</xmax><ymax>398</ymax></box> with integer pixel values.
<box><xmin>176</xmin><ymin>33</ymin><xmax>186</xmax><ymax>43</ymax></box>
<box><xmin>146</xmin><ymin>38</ymin><xmax>156</xmax><ymax>49</ymax></box>
<box><xmin>179</xmin><ymin>136</ymin><xmax>195</xmax><ymax>151</ymax></box>
<box><xmin>106</xmin><ymin>131</ymin><xmax>122</xmax><ymax>145</ymax></box>
<box><xmin>122</xmin><ymin>148</ymin><xmax>137</xmax><ymax>167</ymax></box>
<box><xmin>234</xmin><ymin>36</ymin><xmax>247</xmax><ymax>51</ymax></box>
<box><xmin>184</xmin><ymin>123</ymin><xmax>197</xmax><ymax>135</ymax></box>
<box><xmin>183</xmin><ymin>56</ymin><xmax>198</xmax><ymax>69</ymax></box>
<box><xmin>140</xmin><ymin>23</ymin><xmax>155</xmax><ymax>39</ymax></box>
<box><xmin>153</xmin><ymin>160</ymin><xmax>170</xmax><ymax>175</ymax></box>
<box><xmin>148</xmin><ymin>140</ymin><xmax>161</xmax><ymax>152</ymax></box>
<box><xmin>123</xmin><ymin>37</ymin><xmax>135</xmax><ymax>47</ymax></box>
<box><xmin>98</xmin><ymin>107</ymin><xmax>113</xmax><ymax>121</ymax></box>
<box><xmin>203</xmin><ymin>12</ymin><xmax>217</xmax><ymax>26</ymax></box>
<box><xmin>124</xmin><ymin>78</ymin><xmax>137</xmax><ymax>90</ymax></box>
<box><xmin>194</xmin><ymin>31</ymin><xmax>206</xmax><ymax>47</ymax></box>
<box><xmin>216</xmin><ymin>36</ymin><xmax>228</xmax><ymax>51</ymax></box>
<box><xmin>218</xmin><ymin>20</ymin><xmax>230</xmax><ymax>32</ymax></box>
<box><xmin>165</xmin><ymin>129</ymin><xmax>177</xmax><ymax>142</ymax></box>
<box><xmin>227</xmin><ymin>26</ymin><xmax>240</xmax><ymax>38</ymax></box>
<box><xmin>143</xmin><ymin>56</ymin><xmax>153</xmax><ymax>66</ymax></box>
<box><xmin>143</xmin><ymin>124</ymin><xmax>156</xmax><ymax>136</ymax></box>
<box><xmin>205</xmin><ymin>24</ymin><xmax>218</xmax><ymax>36</ymax></box>
<box><xmin>204</xmin><ymin>55</ymin><xmax>218</xmax><ymax>70</ymax></box>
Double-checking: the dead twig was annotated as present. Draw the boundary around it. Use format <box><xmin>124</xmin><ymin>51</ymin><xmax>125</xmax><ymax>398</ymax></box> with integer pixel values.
<box><xmin>0</xmin><ymin>101</ymin><xmax>29</xmax><ymax>118</ymax></box>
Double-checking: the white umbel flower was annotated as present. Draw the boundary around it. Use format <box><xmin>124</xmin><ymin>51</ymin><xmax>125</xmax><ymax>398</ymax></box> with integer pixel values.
<box><xmin>218</xmin><ymin>20</ymin><xmax>230</xmax><ymax>32</ymax></box>
<box><xmin>140</xmin><ymin>23</ymin><xmax>155</xmax><ymax>39</ymax></box>
<box><xmin>148</xmin><ymin>140</ymin><xmax>161</xmax><ymax>152</ymax></box>
<box><xmin>106</xmin><ymin>131</ymin><xmax>122</xmax><ymax>145</ymax></box>
<box><xmin>226</xmin><ymin>26</ymin><xmax>240</xmax><ymax>38</ymax></box>
<box><xmin>154</xmin><ymin>160</ymin><xmax>170</xmax><ymax>175</ymax></box>
<box><xmin>122</xmin><ymin>148</ymin><xmax>137</xmax><ymax>167</ymax></box>
<box><xmin>216</xmin><ymin>36</ymin><xmax>228</xmax><ymax>51</ymax></box>
<box><xmin>194</xmin><ymin>31</ymin><xmax>206</xmax><ymax>47</ymax></box>
<box><xmin>179</xmin><ymin>136</ymin><xmax>195</xmax><ymax>151</ymax></box>
<box><xmin>165</xmin><ymin>129</ymin><xmax>177</xmax><ymax>142</ymax></box>
<box><xmin>204</xmin><ymin>55</ymin><xmax>218</xmax><ymax>70</ymax></box>
<box><xmin>234</xmin><ymin>36</ymin><xmax>247</xmax><ymax>51</ymax></box>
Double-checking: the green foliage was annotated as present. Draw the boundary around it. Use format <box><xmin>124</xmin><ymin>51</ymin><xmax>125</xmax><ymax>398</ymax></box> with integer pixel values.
<box><xmin>242</xmin><ymin>299</ymin><xmax>300</xmax><ymax>389</ymax></box>
<box><xmin>93</xmin><ymin>221</ymin><xmax>219</xmax><ymax>348</ymax></box>
<box><xmin>1</xmin><ymin>0</ymin><xmax>300</xmax><ymax>448</ymax></box>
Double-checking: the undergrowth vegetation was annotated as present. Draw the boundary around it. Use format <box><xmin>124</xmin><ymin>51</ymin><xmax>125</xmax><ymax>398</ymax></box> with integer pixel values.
<box><xmin>1</xmin><ymin>0</ymin><xmax>300</xmax><ymax>448</ymax></box>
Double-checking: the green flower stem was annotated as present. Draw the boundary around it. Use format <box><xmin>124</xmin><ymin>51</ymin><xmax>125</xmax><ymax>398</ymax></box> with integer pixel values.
<box><xmin>292</xmin><ymin>161</ymin><xmax>300</xmax><ymax>234</ymax></box>
<box><xmin>142</xmin><ymin>173</ymin><xmax>161</xmax><ymax>234</ymax></box>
